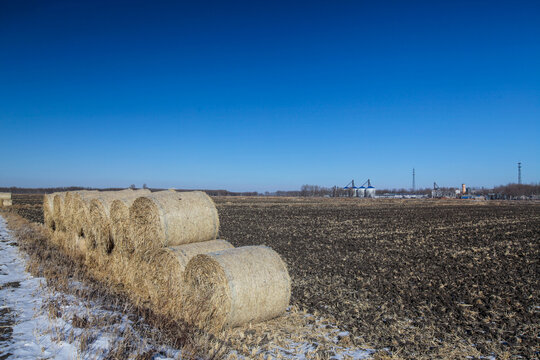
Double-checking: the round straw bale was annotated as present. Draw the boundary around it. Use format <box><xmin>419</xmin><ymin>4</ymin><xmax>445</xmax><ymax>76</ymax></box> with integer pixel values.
<box><xmin>62</xmin><ymin>192</ymin><xmax>75</xmax><ymax>231</ymax></box>
<box><xmin>110</xmin><ymin>190</ymin><xmax>164</xmax><ymax>255</ymax></box>
<box><xmin>43</xmin><ymin>193</ymin><xmax>56</xmax><ymax>230</ymax></box>
<box><xmin>52</xmin><ymin>193</ymin><xmax>67</xmax><ymax>231</ymax></box>
<box><xmin>68</xmin><ymin>192</ymin><xmax>103</xmax><ymax>252</ymax></box>
<box><xmin>90</xmin><ymin>189</ymin><xmax>151</xmax><ymax>255</ymax></box>
<box><xmin>182</xmin><ymin>246</ymin><xmax>291</xmax><ymax>331</ymax></box>
<box><xmin>110</xmin><ymin>200</ymin><xmax>137</xmax><ymax>255</ymax></box>
<box><xmin>64</xmin><ymin>190</ymin><xmax>99</xmax><ymax>234</ymax></box>
<box><xmin>130</xmin><ymin>191</ymin><xmax>219</xmax><ymax>252</ymax></box>
<box><xmin>143</xmin><ymin>240</ymin><xmax>234</xmax><ymax>313</ymax></box>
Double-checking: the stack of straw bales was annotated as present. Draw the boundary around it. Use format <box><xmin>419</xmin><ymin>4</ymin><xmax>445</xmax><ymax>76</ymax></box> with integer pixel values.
<box><xmin>42</xmin><ymin>188</ymin><xmax>291</xmax><ymax>331</ymax></box>
<box><xmin>89</xmin><ymin>189</ymin><xmax>150</xmax><ymax>255</ymax></box>
<box><xmin>0</xmin><ymin>193</ymin><xmax>12</xmax><ymax>207</ymax></box>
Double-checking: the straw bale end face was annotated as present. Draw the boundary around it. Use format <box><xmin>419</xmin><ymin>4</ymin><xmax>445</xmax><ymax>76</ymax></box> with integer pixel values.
<box><xmin>43</xmin><ymin>194</ymin><xmax>55</xmax><ymax>230</ymax></box>
<box><xmin>53</xmin><ymin>193</ymin><xmax>66</xmax><ymax>232</ymax></box>
<box><xmin>110</xmin><ymin>200</ymin><xmax>135</xmax><ymax>255</ymax></box>
<box><xmin>182</xmin><ymin>246</ymin><xmax>291</xmax><ymax>331</ymax></box>
<box><xmin>136</xmin><ymin>239</ymin><xmax>235</xmax><ymax>315</ymax></box>
<box><xmin>89</xmin><ymin>199</ymin><xmax>114</xmax><ymax>255</ymax></box>
<box><xmin>130</xmin><ymin>196</ymin><xmax>165</xmax><ymax>251</ymax></box>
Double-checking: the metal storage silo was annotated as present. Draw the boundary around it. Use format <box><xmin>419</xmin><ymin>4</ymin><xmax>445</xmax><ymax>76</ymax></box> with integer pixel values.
<box><xmin>366</xmin><ymin>179</ymin><xmax>376</xmax><ymax>198</ymax></box>
<box><xmin>358</xmin><ymin>186</ymin><xmax>366</xmax><ymax>198</ymax></box>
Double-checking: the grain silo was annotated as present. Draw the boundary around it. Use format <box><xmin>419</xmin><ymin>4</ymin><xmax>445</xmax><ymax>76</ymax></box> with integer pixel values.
<box><xmin>366</xmin><ymin>180</ymin><xmax>376</xmax><ymax>198</ymax></box>
<box><xmin>357</xmin><ymin>185</ymin><xmax>366</xmax><ymax>198</ymax></box>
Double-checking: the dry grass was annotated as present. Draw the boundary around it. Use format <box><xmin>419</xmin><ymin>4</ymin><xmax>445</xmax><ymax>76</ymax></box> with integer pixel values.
<box><xmin>2</xmin><ymin>198</ymin><xmax>374</xmax><ymax>359</ymax></box>
<box><xmin>1</xmin><ymin>211</ymin><xmax>228</xmax><ymax>359</ymax></box>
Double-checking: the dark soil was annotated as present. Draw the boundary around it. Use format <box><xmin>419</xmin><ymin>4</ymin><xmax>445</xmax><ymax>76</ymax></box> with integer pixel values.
<box><xmin>215</xmin><ymin>197</ymin><xmax>540</xmax><ymax>359</ymax></box>
<box><xmin>10</xmin><ymin>194</ymin><xmax>540</xmax><ymax>358</ymax></box>
<box><xmin>6</xmin><ymin>194</ymin><xmax>43</xmax><ymax>224</ymax></box>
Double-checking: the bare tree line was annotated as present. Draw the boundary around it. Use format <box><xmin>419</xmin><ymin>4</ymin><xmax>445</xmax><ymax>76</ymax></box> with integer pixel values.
<box><xmin>1</xmin><ymin>182</ymin><xmax>538</xmax><ymax>198</ymax></box>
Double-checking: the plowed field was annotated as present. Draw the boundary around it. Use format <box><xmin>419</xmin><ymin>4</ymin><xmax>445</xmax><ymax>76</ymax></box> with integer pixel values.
<box><xmin>7</xmin><ymin>194</ymin><xmax>539</xmax><ymax>358</ymax></box>
<box><xmin>215</xmin><ymin>197</ymin><xmax>539</xmax><ymax>358</ymax></box>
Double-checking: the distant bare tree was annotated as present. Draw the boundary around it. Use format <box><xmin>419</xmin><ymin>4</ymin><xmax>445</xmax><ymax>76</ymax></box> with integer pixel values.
<box><xmin>129</xmin><ymin>184</ymin><xmax>136</xmax><ymax>190</ymax></box>
<box><xmin>300</xmin><ymin>184</ymin><xmax>332</xmax><ymax>197</ymax></box>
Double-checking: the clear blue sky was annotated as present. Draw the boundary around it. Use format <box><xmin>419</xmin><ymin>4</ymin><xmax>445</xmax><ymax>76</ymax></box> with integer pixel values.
<box><xmin>1</xmin><ymin>1</ymin><xmax>538</xmax><ymax>192</ymax></box>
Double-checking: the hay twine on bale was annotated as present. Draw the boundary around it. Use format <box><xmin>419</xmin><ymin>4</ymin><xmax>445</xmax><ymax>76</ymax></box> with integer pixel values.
<box><xmin>129</xmin><ymin>191</ymin><xmax>219</xmax><ymax>252</ymax></box>
<box><xmin>182</xmin><ymin>246</ymin><xmax>291</xmax><ymax>332</ymax></box>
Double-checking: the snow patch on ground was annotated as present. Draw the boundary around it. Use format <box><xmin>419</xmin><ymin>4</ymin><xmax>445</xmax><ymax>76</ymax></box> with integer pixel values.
<box><xmin>0</xmin><ymin>215</ymin><xmax>373</xmax><ymax>359</ymax></box>
<box><xmin>0</xmin><ymin>216</ymin><xmax>181</xmax><ymax>359</ymax></box>
<box><xmin>0</xmin><ymin>216</ymin><xmax>77</xmax><ymax>359</ymax></box>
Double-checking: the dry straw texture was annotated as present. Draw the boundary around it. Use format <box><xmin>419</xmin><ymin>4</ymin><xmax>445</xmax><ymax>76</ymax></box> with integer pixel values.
<box><xmin>110</xmin><ymin>199</ymin><xmax>138</xmax><ymax>255</ymax></box>
<box><xmin>110</xmin><ymin>190</ymin><xmax>170</xmax><ymax>255</ymax></box>
<box><xmin>52</xmin><ymin>193</ymin><xmax>67</xmax><ymax>231</ymax></box>
<box><xmin>183</xmin><ymin>246</ymin><xmax>291</xmax><ymax>331</ymax></box>
<box><xmin>2</xmin><ymin>199</ymin><xmax>12</xmax><ymax>207</ymax></box>
<box><xmin>64</xmin><ymin>190</ymin><xmax>98</xmax><ymax>235</ymax></box>
<box><xmin>130</xmin><ymin>191</ymin><xmax>219</xmax><ymax>252</ymax></box>
<box><xmin>89</xmin><ymin>189</ymin><xmax>150</xmax><ymax>255</ymax></box>
<box><xmin>43</xmin><ymin>193</ymin><xmax>56</xmax><ymax>230</ymax></box>
<box><xmin>68</xmin><ymin>191</ymin><xmax>104</xmax><ymax>257</ymax></box>
<box><xmin>141</xmin><ymin>240</ymin><xmax>235</xmax><ymax>315</ymax></box>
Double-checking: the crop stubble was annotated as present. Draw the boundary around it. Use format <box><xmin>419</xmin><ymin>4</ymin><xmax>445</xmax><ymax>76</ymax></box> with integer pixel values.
<box><xmin>215</xmin><ymin>197</ymin><xmax>539</xmax><ymax>358</ymax></box>
<box><xmin>7</xmin><ymin>194</ymin><xmax>539</xmax><ymax>358</ymax></box>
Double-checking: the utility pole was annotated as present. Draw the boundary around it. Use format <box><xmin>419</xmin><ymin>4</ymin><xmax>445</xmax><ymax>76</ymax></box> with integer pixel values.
<box><xmin>518</xmin><ymin>162</ymin><xmax>522</xmax><ymax>184</ymax></box>
<box><xmin>412</xmin><ymin>168</ymin><xmax>416</xmax><ymax>192</ymax></box>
